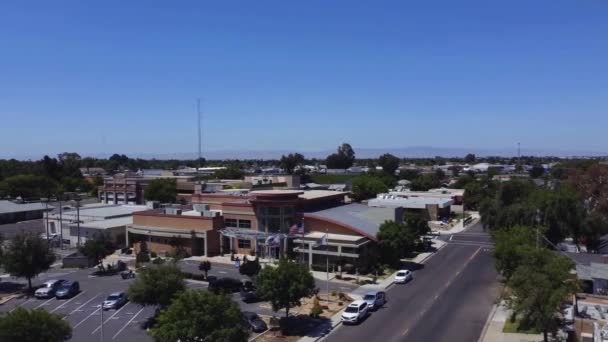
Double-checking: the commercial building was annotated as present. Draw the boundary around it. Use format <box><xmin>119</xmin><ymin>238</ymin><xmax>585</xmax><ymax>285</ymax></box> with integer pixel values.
<box><xmin>295</xmin><ymin>203</ymin><xmax>402</xmax><ymax>269</ymax></box>
<box><xmin>98</xmin><ymin>175</ymin><xmax>146</xmax><ymax>205</ymax></box>
<box><xmin>126</xmin><ymin>205</ymin><xmax>223</xmax><ymax>257</ymax></box>
<box><xmin>46</xmin><ymin>204</ymin><xmax>148</xmax><ymax>247</ymax></box>
<box><xmin>368</xmin><ymin>194</ymin><xmax>453</xmax><ymax>221</ymax></box>
<box><xmin>0</xmin><ymin>200</ymin><xmax>53</xmax><ymax>224</ymax></box>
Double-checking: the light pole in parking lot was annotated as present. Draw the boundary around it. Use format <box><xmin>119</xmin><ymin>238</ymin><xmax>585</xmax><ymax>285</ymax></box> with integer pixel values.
<box><xmin>100</xmin><ymin>301</ymin><xmax>104</xmax><ymax>342</ymax></box>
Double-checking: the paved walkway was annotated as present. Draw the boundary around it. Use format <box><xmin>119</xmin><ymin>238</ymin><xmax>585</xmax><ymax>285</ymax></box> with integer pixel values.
<box><xmin>479</xmin><ymin>302</ymin><xmax>543</xmax><ymax>342</ymax></box>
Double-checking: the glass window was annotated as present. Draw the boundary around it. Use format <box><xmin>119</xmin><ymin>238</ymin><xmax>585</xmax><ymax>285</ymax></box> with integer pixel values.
<box><xmin>268</xmin><ymin>218</ymin><xmax>282</xmax><ymax>232</ymax></box>
<box><xmin>225</xmin><ymin>218</ymin><xmax>238</xmax><ymax>227</ymax></box>
<box><xmin>312</xmin><ymin>245</ymin><xmax>338</xmax><ymax>252</ymax></box>
<box><xmin>268</xmin><ymin>207</ymin><xmax>281</xmax><ymax>216</ymax></box>
<box><xmin>283</xmin><ymin>206</ymin><xmax>295</xmax><ymax>215</ymax></box>
<box><xmin>238</xmin><ymin>239</ymin><xmax>251</xmax><ymax>249</ymax></box>
<box><xmin>238</xmin><ymin>220</ymin><xmax>251</xmax><ymax>229</ymax></box>
<box><xmin>341</xmin><ymin>247</ymin><xmax>358</xmax><ymax>254</ymax></box>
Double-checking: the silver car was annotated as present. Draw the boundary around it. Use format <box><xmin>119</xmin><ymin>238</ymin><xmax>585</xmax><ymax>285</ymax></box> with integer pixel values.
<box><xmin>363</xmin><ymin>291</ymin><xmax>387</xmax><ymax>310</ymax></box>
<box><xmin>102</xmin><ymin>292</ymin><xmax>128</xmax><ymax>310</ymax></box>
<box><xmin>35</xmin><ymin>279</ymin><xmax>65</xmax><ymax>299</ymax></box>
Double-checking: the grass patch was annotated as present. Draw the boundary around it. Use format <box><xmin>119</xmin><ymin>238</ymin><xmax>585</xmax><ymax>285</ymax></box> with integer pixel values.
<box><xmin>309</xmin><ymin>174</ymin><xmax>357</xmax><ymax>184</ymax></box>
<box><xmin>503</xmin><ymin>318</ymin><xmax>541</xmax><ymax>334</ymax></box>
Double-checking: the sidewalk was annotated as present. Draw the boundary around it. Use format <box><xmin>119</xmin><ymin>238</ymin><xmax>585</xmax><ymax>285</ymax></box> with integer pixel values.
<box><xmin>479</xmin><ymin>302</ymin><xmax>543</xmax><ymax>342</ymax></box>
<box><xmin>298</xmin><ymin>239</ymin><xmax>447</xmax><ymax>342</ymax></box>
<box><xmin>435</xmin><ymin>212</ymin><xmax>481</xmax><ymax>235</ymax></box>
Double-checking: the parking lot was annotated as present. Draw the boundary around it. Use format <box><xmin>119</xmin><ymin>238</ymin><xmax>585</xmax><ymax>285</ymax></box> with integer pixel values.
<box><xmin>0</xmin><ymin>261</ymin><xmax>357</xmax><ymax>341</ymax></box>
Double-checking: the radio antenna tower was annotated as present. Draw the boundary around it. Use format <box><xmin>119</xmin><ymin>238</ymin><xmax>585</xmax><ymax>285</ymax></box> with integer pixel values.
<box><xmin>197</xmin><ymin>98</ymin><xmax>202</xmax><ymax>170</ymax></box>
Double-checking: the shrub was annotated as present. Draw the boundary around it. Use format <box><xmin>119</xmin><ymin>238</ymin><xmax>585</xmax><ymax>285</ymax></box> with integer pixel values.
<box><xmin>310</xmin><ymin>296</ymin><xmax>323</xmax><ymax>318</ymax></box>
<box><xmin>152</xmin><ymin>257</ymin><xmax>164</xmax><ymax>265</ymax></box>
<box><xmin>136</xmin><ymin>252</ymin><xmax>151</xmax><ymax>263</ymax></box>
<box><xmin>330</xmin><ymin>290</ymin><xmax>337</xmax><ymax>297</ymax></box>
<box><xmin>181</xmin><ymin>272</ymin><xmax>194</xmax><ymax>279</ymax></box>
<box><xmin>150</xmin><ymin>252</ymin><xmax>157</xmax><ymax>258</ymax></box>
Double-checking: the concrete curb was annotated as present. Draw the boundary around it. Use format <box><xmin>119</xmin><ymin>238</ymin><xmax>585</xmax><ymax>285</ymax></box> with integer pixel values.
<box><xmin>476</xmin><ymin>303</ymin><xmax>499</xmax><ymax>342</ymax></box>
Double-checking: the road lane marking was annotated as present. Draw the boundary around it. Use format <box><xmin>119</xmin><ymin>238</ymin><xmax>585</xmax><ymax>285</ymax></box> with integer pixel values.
<box><xmin>9</xmin><ymin>298</ymin><xmax>36</xmax><ymax>313</ymax></box>
<box><xmin>92</xmin><ymin>302</ymin><xmax>131</xmax><ymax>334</ymax></box>
<box><xmin>66</xmin><ymin>294</ymin><xmax>100</xmax><ymax>318</ymax></box>
<box><xmin>34</xmin><ymin>297</ymin><xmax>55</xmax><ymax>309</ymax></box>
<box><xmin>400</xmin><ymin>247</ymin><xmax>481</xmax><ymax>339</ymax></box>
<box><xmin>74</xmin><ymin>308</ymin><xmax>100</xmax><ymax>328</ymax></box>
<box><xmin>51</xmin><ymin>291</ymin><xmax>86</xmax><ymax>313</ymax></box>
<box><xmin>401</xmin><ymin>328</ymin><xmax>409</xmax><ymax>336</ymax></box>
<box><xmin>112</xmin><ymin>307</ymin><xmax>144</xmax><ymax>339</ymax></box>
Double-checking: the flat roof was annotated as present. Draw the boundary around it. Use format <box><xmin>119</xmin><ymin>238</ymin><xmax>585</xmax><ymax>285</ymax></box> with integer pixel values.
<box><xmin>0</xmin><ymin>200</ymin><xmax>53</xmax><ymax>215</ymax></box>
<box><xmin>299</xmin><ymin>231</ymin><xmax>363</xmax><ymax>242</ymax></box>
<box><xmin>368</xmin><ymin>195</ymin><xmax>453</xmax><ymax>209</ymax></box>
<box><xmin>299</xmin><ymin>190</ymin><xmax>348</xmax><ymax>200</ymax></box>
<box><xmin>53</xmin><ymin>204</ymin><xmax>148</xmax><ymax>220</ymax></box>
<box><xmin>79</xmin><ymin>217</ymin><xmax>133</xmax><ymax>230</ymax></box>
<box><xmin>250</xmin><ymin>190</ymin><xmax>303</xmax><ymax>196</ymax></box>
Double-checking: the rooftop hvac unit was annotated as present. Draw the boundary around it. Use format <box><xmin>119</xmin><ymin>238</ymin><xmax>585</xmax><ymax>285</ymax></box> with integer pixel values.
<box><xmin>193</xmin><ymin>204</ymin><xmax>210</xmax><ymax>212</ymax></box>
<box><xmin>165</xmin><ymin>208</ymin><xmax>182</xmax><ymax>215</ymax></box>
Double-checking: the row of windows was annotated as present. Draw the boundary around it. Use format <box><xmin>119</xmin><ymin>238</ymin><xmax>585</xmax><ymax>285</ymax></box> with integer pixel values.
<box><xmin>225</xmin><ymin>218</ymin><xmax>252</xmax><ymax>229</ymax></box>
<box><xmin>238</xmin><ymin>239</ymin><xmax>251</xmax><ymax>249</ymax></box>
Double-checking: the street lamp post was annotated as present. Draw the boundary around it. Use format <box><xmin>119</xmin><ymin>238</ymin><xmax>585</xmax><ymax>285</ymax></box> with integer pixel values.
<box><xmin>41</xmin><ymin>197</ymin><xmax>49</xmax><ymax>242</ymax></box>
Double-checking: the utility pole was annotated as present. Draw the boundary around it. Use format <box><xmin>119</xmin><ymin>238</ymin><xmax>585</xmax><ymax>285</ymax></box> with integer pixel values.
<box><xmin>59</xmin><ymin>196</ymin><xmax>63</xmax><ymax>250</ymax></box>
<box><xmin>197</xmin><ymin>98</ymin><xmax>203</xmax><ymax>171</ymax></box>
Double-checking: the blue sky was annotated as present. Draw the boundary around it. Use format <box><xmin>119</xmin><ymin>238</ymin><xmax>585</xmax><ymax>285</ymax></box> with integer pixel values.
<box><xmin>1</xmin><ymin>0</ymin><xmax>607</xmax><ymax>158</ymax></box>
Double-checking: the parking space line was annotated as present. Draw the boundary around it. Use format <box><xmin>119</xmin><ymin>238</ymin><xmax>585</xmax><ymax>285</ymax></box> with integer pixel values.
<box><xmin>112</xmin><ymin>307</ymin><xmax>144</xmax><ymax>339</ymax></box>
<box><xmin>74</xmin><ymin>308</ymin><xmax>100</xmax><ymax>328</ymax></box>
<box><xmin>92</xmin><ymin>303</ymin><xmax>131</xmax><ymax>334</ymax></box>
<box><xmin>66</xmin><ymin>294</ymin><xmax>100</xmax><ymax>318</ymax></box>
<box><xmin>34</xmin><ymin>297</ymin><xmax>55</xmax><ymax>309</ymax></box>
<box><xmin>9</xmin><ymin>298</ymin><xmax>35</xmax><ymax>313</ymax></box>
<box><xmin>51</xmin><ymin>291</ymin><xmax>86</xmax><ymax>313</ymax></box>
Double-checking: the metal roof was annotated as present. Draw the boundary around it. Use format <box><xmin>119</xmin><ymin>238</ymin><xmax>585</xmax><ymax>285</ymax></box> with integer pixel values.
<box><xmin>304</xmin><ymin>203</ymin><xmax>397</xmax><ymax>240</ymax></box>
<box><xmin>78</xmin><ymin>217</ymin><xmax>133</xmax><ymax>230</ymax></box>
<box><xmin>51</xmin><ymin>205</ymin><xmax>147</xmax><ymax>221</ymax></box>
<box><xmin>577</xmin><ymin>263</ymin><xmax>608</xmax><ymax>281</ymax></box>
<box><xmin>0</xmin><ymin>200</ymin><xmax>53</xmax><ymax>215</ymax></box>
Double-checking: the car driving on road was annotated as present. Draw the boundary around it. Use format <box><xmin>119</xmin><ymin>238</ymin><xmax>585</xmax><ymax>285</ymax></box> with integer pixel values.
<box><xmin>35</xmin><ymin>279</ymin><xmax>66</xmax><ymax>299</ymax></box>
<box><xmin>341</xmin><ymin>300</ymin><xmax>369</xmax><ymax>324</ymax></box>
<box><xmin>102</xmin><ymin>292</ymin><xmax>128</xmax><ymax>310</ymax></box>
<box><xmin>394</xmin><ymin>270</ymin><xmax>413</xmax><ymax>284</ymax></box>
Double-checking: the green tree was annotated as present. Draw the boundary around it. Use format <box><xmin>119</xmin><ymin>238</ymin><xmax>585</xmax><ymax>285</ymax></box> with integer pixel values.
<box><xmin>1</xmin><ymin>174</ymin><xmax>58</xmax><ymax>199</ymax></box>
<box><xmin>351</xmin><ymin>175</ymin><xmax>388</xmax><ymax>201</ymax></box>
<box><xmin>198</xmin><ymin>260</ymin><xmax>212</xmax><ymax>279</ymax></box>
<box><xmin>529</xmin><ymin>165</ymin><xmax>545</xmax><ymax>179</ymax></box>
<box><xmin>151</xmin><ymin>290</ymin><xmax>248</xmax><ymax>342</ymax></box>
<box><xmin>2</xmin><ymin>232</ymin><xmax>56</xmax><ymax>290</ymax></box>
<box><xmin>128</xmin><ymin>263</ymin><xmax>186</xmax><ymax>307</ymax></box>
<box><xmin>213</xmin><ymin>166</ymin><xmax>244</xmax><ymax>180</ymax></box>
<box><xmin>0</xmin><ymin>308</ymin><xmax>72</xmax><ymax>342</ymax></box>
<box><xmin>255</xmin><ymin>258</ymin><xmax>316</xmax><ymax>318</ymax></box>
<box><xmin>378</xmin><ymin>153</ymin><xmax>400</xmax><ymax>176</ymax></box>
<box><xmin>507</xmin><ymin>249</ymin><xmax>578</xmax><ymax>342</ymax></box>
<box><xmin>326</xmin><ymin>143</ymin><xmax>355</xmax><ymax>169</ymax></box>
<box><xmin>491</xmin><ymin>226</ymin><xmax>538</xmax><ymax>281</ymax></box>
<box><xmin>79</xmin><ymin>233</ymin><xmax>116</xmax><ymax>266</ymax></box>
<box><xmin>145</xmin><ymin>178</ymin><xmax>177</xmax><ymax>203</ymax></box>
<box><xmin>279</xmin><ymin>153</ymin><xmax>305</xmax><ymax>174</ymax></box>
<box><xmin>410</xmin><ymin>173</ymin><xmax>441</xmax><ymax>191</ymax></box>
<box><xmin>377</xmin><ymin>220</ymin><xmax>418</xmax><ymax>266</ymax></box>
<box><xmin>464</xmin><ymin>153</ymin><xmax>476</xmax><ymax>164</ymax></box>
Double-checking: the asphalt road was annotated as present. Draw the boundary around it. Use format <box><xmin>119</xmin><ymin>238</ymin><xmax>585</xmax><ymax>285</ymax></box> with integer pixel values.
<box><xmin>324</xmin><ymin>222</ymin><xmax>499</xmax><ymax>342</ymax></box>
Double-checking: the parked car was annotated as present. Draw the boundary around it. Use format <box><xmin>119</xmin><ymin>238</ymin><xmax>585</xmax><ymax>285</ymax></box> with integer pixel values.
<box><xmin>55</xmin><ymin>281</ymin><xmax>80</xmax><ymax>299</ymax></box>
<box><xmin>240</xmin><ymin>289</ymin><xmax>258</xmax><ymax>303</ymax></box>
<box><xmin>394</xmin><ymin>270</ymin><xmax>413</xmax><ymax>284</ymax></box>
<box><xmin>341</xmin><ymin>300</ymin><xmax>369</xmax><ymax>324</ymax></box>
<box><xmin>35</xmin><ymin>279</ymin><xmax>66</xmax><ymax>299</ymax></box>
<box><xmin>102</xmin><ymin>292</ymin><xmax>128</xmax><ymax>310</ymax></box>
<box><xmin>208</xmin><ymin>277</ymin><xmax>243</xmax><ymax>293</ymax></box>
<box><xmin>363</xmin><ymin>290</ymin><xmax>386</xmax><ymax>310</ymax></box>
<box><xmin>243</xmin><ymin>311</ymin><xmax>268</xmax><ymax>333</ymax></box>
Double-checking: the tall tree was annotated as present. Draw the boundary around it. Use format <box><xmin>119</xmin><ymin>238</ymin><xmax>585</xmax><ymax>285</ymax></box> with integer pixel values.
<box><xmin>464</xmin><ymin>153</ymin><xmax>476</xmax><ymax>164</ymax></box>
<box><xmin>128</xmin><ymin>263</ymin><xmax>186</xmax><ymax>308</ymax></box>
<box><xmin>255</xmin><ymin>258</ymin><xmax>316</xmax><ymax>318</ymax></box>
<box><xmin>507</xmin><ymin>249</ymin><xmax>578</xmax><ymax>342</ymax></box>
<box><xmin>377</xmin><ymin>220</ymin><xmax>418</xmax><ymax>266</ymax></box>
<box><xmin>2</xmin><ymin>232</ymin><xmax>56</xmax><ymax>290</ymax></box>
<box><xmin>213</xmin><ymin>166</ymin><xmax>244</xmax><ymax>180</ymax></box>
<box><xmin>79</xmin><ymin>233</ymin><xmax>116</xmax><ymax>266</ymax></box>
<box><xmin>279</xmin><ymin>153</ymin><xmax>305</xmax><ymax>174</ymax></box>
<box><xmin>151</xmin><ymin>290</ymin><xmax>248</xmax><ymax>342</ymax></box>
<box><xmin>491</xmin><ymin>226</ymin><xmax>537</xmax><ymax>281</ymax></box>
<box><xmin>326</xmin><ymin>143</ymin><xmax>355</xmax><ymax>169</ymax></box>
<box><xmin>0</xmin><ymin>308</ymin><xmax>72</xmax><ymax>342</ymax></box>
<box><xmin>145</xmin><ymin>178</ymin><xmax>177</xmax><ymax>203</ymax></box>
<box><xmin>1</xmin><ymin>174</ymin><xmax>58</xmax><ymax>199</ymax></box>
<box><xmin>351</xmin><ymin>175</ymin><xmax>388</xmax><ymax>201</ymax></box>
<box><xmin>378</xmin><ymin>153</ymin><xmax>400</xmax><ymax>176</ymax></box>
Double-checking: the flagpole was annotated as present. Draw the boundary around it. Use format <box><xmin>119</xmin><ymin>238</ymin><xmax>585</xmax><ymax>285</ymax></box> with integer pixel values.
<box><xmin>326</xmin><ymin>228</ymin><xmax>329</xmax><ymax>303</ymax></box>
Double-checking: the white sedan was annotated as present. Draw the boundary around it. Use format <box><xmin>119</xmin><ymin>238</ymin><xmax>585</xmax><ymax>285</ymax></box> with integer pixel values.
<box><xmin>394</xmin><ymin>270</ymin><xmax>413</xmax><ymax>284</ymax></box>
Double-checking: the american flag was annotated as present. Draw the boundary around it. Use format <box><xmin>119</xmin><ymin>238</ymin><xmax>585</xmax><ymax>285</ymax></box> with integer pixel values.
<box><xmin>289</xmin><ymin>223</ymin><xmax>304</xmax><ymax>235</ymax></box>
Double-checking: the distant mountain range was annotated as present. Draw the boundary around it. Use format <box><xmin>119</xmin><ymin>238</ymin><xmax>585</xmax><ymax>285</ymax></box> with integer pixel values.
<box><xmin>5</xmin><ymin>146</ymin><xmax>605</xmax><ymax>160</ymax></box>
